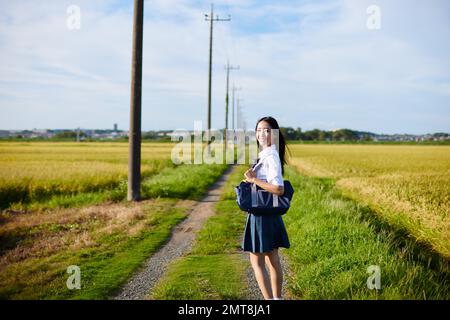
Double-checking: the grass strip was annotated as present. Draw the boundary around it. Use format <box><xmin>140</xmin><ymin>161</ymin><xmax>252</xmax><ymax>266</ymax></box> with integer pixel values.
<box><xmin>283</xmin><ymin>166</ymin><xmax>449</xmax><ymax>299</ymax></box>
<box><xmin>0</xmin><ymin>199</ymin><xmax>188</xmax><ymax>299</ymax></box>
<box><xmin>151</xmin><ymin>165</ymin><xmax>250</xmax><ymax>300</ymax></box>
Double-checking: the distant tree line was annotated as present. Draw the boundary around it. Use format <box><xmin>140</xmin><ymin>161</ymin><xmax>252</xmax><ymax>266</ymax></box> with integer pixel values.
<box><xmin>54</xmin><ymin>131</ymin><xmax>88</xmax><ymax>139</ymax></box>
<box><xmin>5</xmin><ymin>128</ymin><xmax>449</xmax><ymax>143</ymax></box>
<box><xmin>279</xmin><ymin>127</ymin><xmax>373</xmax><ymax>141</ymax></box>
<box><xmin>142</xmin><ymin>131</ymin><xmax>172</xmax><ymax>141</ymax></box>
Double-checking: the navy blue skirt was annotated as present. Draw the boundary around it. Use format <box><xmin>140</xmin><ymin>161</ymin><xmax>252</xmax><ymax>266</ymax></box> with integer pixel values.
<box><xmin>242</xmin><ymin>213</ymin><xmax>290</xmax><ymax>253</ymax></box>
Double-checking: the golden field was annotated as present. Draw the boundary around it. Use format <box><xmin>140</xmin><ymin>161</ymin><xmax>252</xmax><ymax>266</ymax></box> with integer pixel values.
<box><xmin>288</xmin><ymin>144</ymin><xmax>450</xmax><ymax>258</ymax></box>
<box><xmin>1</xmin><ymin>142</ymin><xmax>448</xmax><ymax>259</ymax></box>
<box><xmin>0</xmin><ymin>142</ymin><xmax>175</xmax><ymax>208</ymax></box>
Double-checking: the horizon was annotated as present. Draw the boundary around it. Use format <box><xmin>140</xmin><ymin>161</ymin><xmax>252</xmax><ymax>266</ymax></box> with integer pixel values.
<box><xmin>1</xmin><ymin>0</ymin><xmax>449</xmax><ymax>135</ymax></box>
<box><xmin>1</xmin><ymin>126</ymin><xmax>448</xmax><ymax>137</ymax></box>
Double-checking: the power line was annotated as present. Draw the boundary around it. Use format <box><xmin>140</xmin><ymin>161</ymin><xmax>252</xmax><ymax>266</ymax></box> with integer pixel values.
<box><xmin>222</xmin><ymin>0</ymin><xmax>244</xmax><ymax>133</ymax></box>
<box><xmin>204</xmin><ymin>3</ymin><xmax>230</xmax><ymax>147</ymax></box>
<box><xmin>223</xmin><ymin>0</ymin><xmax>240</xmax><ymax>96</ymax></box>
<box><xmin>223</xmin><ymin>0</ymin><xmax>239</xmax><ymax>70</ymax></box>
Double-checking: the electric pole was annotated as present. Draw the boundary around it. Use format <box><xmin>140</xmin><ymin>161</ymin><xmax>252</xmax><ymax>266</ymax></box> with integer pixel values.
<box><xmin>205</xmin><ymin>3</ymin><xmax>230</xmax><ymax>147</ymax></box>
<box><xmin>128</xmin><ymin>0</ymin><xmax>144</xmax><ymax>201</ymax></box>
<box><xmin>224</xmin><ymin>61</ymin><xmax>239</xmax><ymax>145</ymax></box>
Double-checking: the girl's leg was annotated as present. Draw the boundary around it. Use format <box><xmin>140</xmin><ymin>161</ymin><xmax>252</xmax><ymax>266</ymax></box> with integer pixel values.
<box><xmin>249</xmin><ymin>252</ymin><xmax>273</xmax><ymax>300</ymax></box>
<box><xmin>265</xmin><ymin>248</ymin><xmax>283</xmax><ymax>298</ymax></box>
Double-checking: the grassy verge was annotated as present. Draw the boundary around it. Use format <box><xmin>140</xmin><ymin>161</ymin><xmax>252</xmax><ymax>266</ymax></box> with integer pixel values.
<box><xmin>0</xmin><ymin>164</ymin><xmax>231</xmax><ymax>299</ymax></box>
<box><xmin>134</xmin><ymin>163</ymin><xmax>449</xmax><ymax>300</ymax></box>
<box><xmin>150</xmin><ymin>165</ymin><xmax>250</xmax><ymax>300</ymax></box>
<box><xmin>142</xmin><ymin>164</ymin><xmax>229</xmax><ymax>201</ymax></box>
<box><xmin>0</xmin><ymin>199</ymin><xmax>189</xmax><ymax>299</ymax></box>
<box><xmin>283</xmin><ymin>166</ymin><xmax>449</xmax><ymax>299</ymax></box>
<box><xmin>288</xmin><ymin>145</ymin><xmax>450</xmax><ymax>259</ymax></box>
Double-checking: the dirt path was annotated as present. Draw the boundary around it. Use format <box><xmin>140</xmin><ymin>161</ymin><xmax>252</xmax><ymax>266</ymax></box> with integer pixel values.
<box><xmin>113</xmin><ymin>165</ymin><xmax>236</xmax><ymax>300</ymax></box>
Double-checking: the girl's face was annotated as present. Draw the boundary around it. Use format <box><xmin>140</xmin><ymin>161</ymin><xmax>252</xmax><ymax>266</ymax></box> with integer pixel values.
<box><xmin>256</xmin><ymin>121</ymin><xmax>272</xmax><ymax>148</ymax></box>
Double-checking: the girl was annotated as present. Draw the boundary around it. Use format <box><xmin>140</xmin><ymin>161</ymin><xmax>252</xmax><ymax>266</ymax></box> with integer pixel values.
<box><xmin>242</xmin><ymin>116</ymin><xmax>290</xmax><ymax>300</ymax></box>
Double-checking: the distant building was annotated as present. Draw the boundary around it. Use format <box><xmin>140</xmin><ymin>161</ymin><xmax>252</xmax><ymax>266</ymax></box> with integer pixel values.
<box><xmin>114</xmin><ymin>123</ymin><xmax>118</xmax><ymax>131</ymax></box>
<box><xmin>0</xmin><ymin>130</ymin><xmax>9</xmax><ymax>138</ymax></box>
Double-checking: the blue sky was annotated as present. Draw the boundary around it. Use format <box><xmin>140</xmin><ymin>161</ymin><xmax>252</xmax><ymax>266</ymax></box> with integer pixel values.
<box><xmin>0</xmin><ymin>0</ymin><xmax>449</xmax><ymax>135</ymax></box>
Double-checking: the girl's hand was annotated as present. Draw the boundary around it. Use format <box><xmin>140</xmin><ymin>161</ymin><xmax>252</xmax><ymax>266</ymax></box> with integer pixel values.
<box><xmin>244</xmin><ymin>169</ymin><xmax>257</xmax><ymax>183</ymax></box>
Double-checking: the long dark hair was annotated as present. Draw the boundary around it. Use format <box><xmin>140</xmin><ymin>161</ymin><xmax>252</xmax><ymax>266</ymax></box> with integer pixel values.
<box><xmin>255</xmin><ymin>116</ymin><xmax>288</xmax><ymax>174</ymax></box>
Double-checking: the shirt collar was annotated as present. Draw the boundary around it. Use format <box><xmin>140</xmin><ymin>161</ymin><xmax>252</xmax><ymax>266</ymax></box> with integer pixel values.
<box><xmin>258</xmin><ymin>144</ymin><xmax>278</xmax><ymax>159</ymax></box>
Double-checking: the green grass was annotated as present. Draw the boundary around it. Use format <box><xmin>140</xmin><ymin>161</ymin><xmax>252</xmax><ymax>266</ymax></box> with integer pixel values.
<box><xmin>288</xmin><ymin>144</ymin><xmax>450</xmax><ymax>258</ymax></box>
<box><xmin>6</xmin><ymin>163</ymin><xmax>229</xmax><ymax>211</ymax></box>
<box><xmin>0</xmin><ymin>199</ymin><xmax>188</xmax><ymax>299</ymax></box>
<box><xmin>152</xmin><ymin>163</ymin><xmax>448</xmax><ymax>300</ymax></box>
<box><xmin>9</xmin><ymin>190</ymin><xmax>113</xmax><ymax>211</ymax></box>
<box><xmin>282</xmin><ymin>166</ymin><xmax>450</xmax><ymax>300</ymax></box>
<box><xmin>0</xmin><ymin>140</ymin><xmax>238</xmax><ymax>300</ymax></box>
<box><xmin>0</xmin><ymin>163</ymin><xmax>235</xmax><ymax>299</ymax></box>
<box><xmin>151</xmin><ymin>165</ymin><xmax>250</xmax><ymax>300</ymax></box>
<box><xmin>150</xmin><ymin>254</ymin><xmax>245</xmax><ymax>300</ymax></box>
<box><xmin>142</xmin><ymin>163</ymin><xmax>229</xmax><ymax>201</ymax></box>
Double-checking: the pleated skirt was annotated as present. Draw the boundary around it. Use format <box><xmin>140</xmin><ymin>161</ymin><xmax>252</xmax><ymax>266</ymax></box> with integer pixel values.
<box><xmin>242</xmin><ymin>213</ymin><xmax>290</xmax><ymax>253</ymax></box>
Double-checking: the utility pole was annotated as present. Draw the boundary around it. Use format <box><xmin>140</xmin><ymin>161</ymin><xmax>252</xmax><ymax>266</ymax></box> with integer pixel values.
<box><xmin>224</xmin><ymin>61</ymin><xmax>239</xmax><ymax>145</ymax></box>
<box><xmin>231</xmin><ymin>84</ymin><xmax>241</xmax><ymax>131</ymax></box>
<box><xmin>205</xmin><ymin>3</ymin><xmax>230</xmax><ymax>148</ymax></box>
<box><xmin>128</xmin><ymin>0</ymin><xmax>144</xmax><ymax>201</ymax></box>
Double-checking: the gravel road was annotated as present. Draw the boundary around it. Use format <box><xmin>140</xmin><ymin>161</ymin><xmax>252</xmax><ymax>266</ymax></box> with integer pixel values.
<box><xmin>112</xmin><ymin>165</ymin><xmax>235</xmax><ymax>300</ymax></box>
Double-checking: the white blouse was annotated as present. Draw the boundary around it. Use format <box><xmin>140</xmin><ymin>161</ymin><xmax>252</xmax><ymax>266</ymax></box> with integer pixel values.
<box><xmin>252</xmin><ymin>144</ymin><xmax>284</xmax><ymax>186</ymax></box>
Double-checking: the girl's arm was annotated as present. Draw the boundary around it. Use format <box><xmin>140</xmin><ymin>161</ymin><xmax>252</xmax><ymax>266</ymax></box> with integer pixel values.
<box><xmin>244</xmin><ymin>169</ymin><xmax>285</xmax><ymax>196</ymax></box>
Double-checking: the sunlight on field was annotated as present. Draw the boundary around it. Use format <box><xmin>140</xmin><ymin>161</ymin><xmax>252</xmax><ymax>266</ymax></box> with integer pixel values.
<box><xmin>0</xmin><ymin>142</ymin><xmax>175</xmax><ymax>207</ymax></box>
<box><xmin>288</xmin><ymin>144</ymin><xmax>450</xmax><ymax>258</ymax></box>
<box><xmin>0</xmin><ymin>142</ymin><xmax>174</xmax><ymax>162</ymax></box>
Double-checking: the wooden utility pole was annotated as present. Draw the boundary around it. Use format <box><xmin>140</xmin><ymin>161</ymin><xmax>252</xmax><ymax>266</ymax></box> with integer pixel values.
<box><xmin>128</xmin><ymin>0</ymin><xmax>144</xmax><ymax>201</ymax></box>
<box><xmin>224</xmin><ymin>61</ymin><xmax>239</xmax><ymax>145</ymax></box>
<box><xmin>205</xmin><ymin>3</ymin><xmax>230</xmax><ymax>147</ymax></box>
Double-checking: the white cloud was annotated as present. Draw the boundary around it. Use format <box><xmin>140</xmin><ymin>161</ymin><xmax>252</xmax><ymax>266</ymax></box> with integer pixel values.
<box><xmin>0</xmin><ymin>0</ymin><xmax>449</xmax><ymax>134</ymax></box>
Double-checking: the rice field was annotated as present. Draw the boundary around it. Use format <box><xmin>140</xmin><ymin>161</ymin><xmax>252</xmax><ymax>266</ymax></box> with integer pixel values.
<box><xmin>0</xmin><ymin>142</ymin><xmax>176</xmax><ymax>208</ymax></box>
<box><xmin>0</xmin><ymin>141</ymin><xmax>230</xmax><ymax>299</ymax></box>
<box><xmin>1</xmin><ymin>141</ymin><xmax>448</xmax><ymax>299</ymax></box>
<box><xmin>288</xmin><ymin>144</ymin><xmax>450</xmax><ymax>259</ymax></box>
<box><xmin>152</xmin><ymin>164</ymin><xmax>449</xmax><ymax>299</ymax></box>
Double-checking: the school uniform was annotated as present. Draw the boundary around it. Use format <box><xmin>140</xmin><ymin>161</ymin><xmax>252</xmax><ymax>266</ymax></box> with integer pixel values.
<box><xmin>242</xmin><ymin>144</ymin><xmax>291</xmax><ymax>253</ymax></box>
